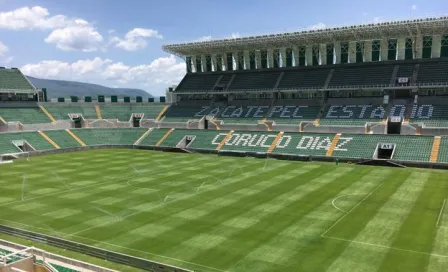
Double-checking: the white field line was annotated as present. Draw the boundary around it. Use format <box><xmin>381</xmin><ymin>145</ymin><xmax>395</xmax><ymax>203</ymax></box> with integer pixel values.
<box><xmin>0</xmin><ymin>218</ymin><xmax>229</xmax><ymax>272</ymax></box>
<box><xmin>321</xmin><ymin>183</ymin><xmax>384</xmax><ymax>237</ymax></box>
<box><xmin>436</xmin><ymin>198</ymin><xmax>447</xmax><ymax>227</ymax></box>
<box><xmin>323</xmin><ymin>235</ymin><xmax>448</xmax><ymax>259</ymax></box>
<box><xmin>331</xmin><ymin>193</ymin><xmax>367</xmax><ymax>213</ymax></box>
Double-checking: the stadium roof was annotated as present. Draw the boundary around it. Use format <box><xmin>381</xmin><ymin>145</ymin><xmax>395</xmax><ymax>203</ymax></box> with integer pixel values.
<box><xmin>163</xmin><ymin>17</ymin><xmax>448</xmax><ymax>57</ymax></box>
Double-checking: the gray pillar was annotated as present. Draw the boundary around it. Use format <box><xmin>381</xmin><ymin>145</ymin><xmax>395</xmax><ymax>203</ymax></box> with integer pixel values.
<box><xmin>243</xmin><ymin>50</ymin><xmax>250</xmax><ymax>70</ymax></box>
<box><xmin>305</xmin><ymin>45</ymin><xmax>313</xmax><ymax>66</ymax></box>
<box><xmin>255</xmin><ymin>50</ymin><xmax>261</xmax><ymax>69</ymax></box>
<box><xmin>397</xmin><ymin>38</ymin><xmax>406</xmax><ymax>60</ymax></box>
<box><xmin>364</xmin><ymin>40</ymin><xmax>372</xmax><ymax>62</ymax></box>
<box><xmin>380</xmin><ymin>38</ymin><xmax>388</xmax><ymax>61</ymax></box>
<box><xmin>292</xmin><ymin>46</ymin><xmax>299</xmax><ymax>66</ymax></box>
<box><xmin>267</xmin><ymin>48</ymin><xmax>274</xmax><ymax>68</ymax></box>
<box><xmin>432</xmin><ymin>35</ymin><xmax>441</xmax><ymax>58</ymax></box>
<box><xmin>414</xmin><ymin>35</ymin><xmax>423</xmax><ymax>59</ymax></box>
<box><xmin>211</xmin><ymin>54</ymin><xmax>217</xmax><ymax>72</ymax></box>
<box><xmin>319</xmin><ymin>44</ymin><xmax>327</xmax><ymax>66</ymax></box>
<box><xmin>348</xmin><ymin>41</ymin><xmax>356</xmax><ymax>63</ymax></box>
<box><xmin>201</xmin><ymin>55</ymin><xmax>207</xmax><ymax>72</ymax></box>
<box><xmin>334</xmin><ymin>42</ymin><xmax>341</xmax><ymax>64</ymax></box>
<box><xmin>222</xmin><ymin>54</ymin><xmax>228</xmax><ymax>71</ymax></box>
<box><xmin>191</xmin><ymin>55</ymin><xmax>197</xmax><ymax>73</ymax></box>
<box><xmin>280</xmin><ymin>48</ymin><xmax>287</xmax><ymax>67</ymax></box>
<box><xmin>233</xmin><ymin>51</ymin><xmax>238</xmax><ymax>70</ymax></box>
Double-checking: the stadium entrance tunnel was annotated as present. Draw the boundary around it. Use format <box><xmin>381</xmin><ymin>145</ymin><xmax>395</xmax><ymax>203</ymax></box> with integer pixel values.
<box><xmin>176</xmin><ymin>135</ymin><xmax>196</xmax><ymax>148</ymax></box>
<box><xmin>132</xmin><ymin>113</ymin><xmax>143</xmax><ymax>127</ymax></box>
<box><xmin>387</xmin><ymin>117</ymin><xmax>402</xmax><ymax>134</ymax></box>
<box><xmin>12</xmin><ymin>140</ymin><xmax>35</xmax><ymax>153</ymax></box>
<box><xmin>374</xmin><ymin>143</ymin><xmax>395</xmax><ymax>160</ymax></box>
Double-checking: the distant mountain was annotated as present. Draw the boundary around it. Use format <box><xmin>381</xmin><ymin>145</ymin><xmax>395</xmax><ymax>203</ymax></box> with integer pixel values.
<box><xmin>27</xmin><ymin>76</ymin><xmax>154</xmax><ymax>99</ymax></box>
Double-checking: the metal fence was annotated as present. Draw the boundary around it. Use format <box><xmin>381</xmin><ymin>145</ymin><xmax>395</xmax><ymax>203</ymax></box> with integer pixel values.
<box><xmin>0</xmin><ymin>225</ymin><xmax>194</xmax><ymax>272</ymax></box>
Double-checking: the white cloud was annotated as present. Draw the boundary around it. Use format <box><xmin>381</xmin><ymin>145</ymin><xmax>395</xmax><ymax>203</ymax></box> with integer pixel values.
<box><xmin>111</xmin><ymin>28</ymin><xmax>162</xmax><ymax>51</ymax></box>
<box><xmin>0</xmin><ymin>41</ymin><xmax>8</xmax><ymax>56</ymax></box>
<box><xmin>411</xmin><ymin>4</ymin><xmax>417</xmax><ymax>10</ymax></box>
<box><xmin>309</xmin><ymin>23</ymin><xmax>326</xmax><ymax>30</ymax></box>
<box><xmin>45</xmin><ymin>21</ymin><xmax>104</xmax><ymax>52</ymax></box>
<box><xmin>21</xmin><ymin>55</ymin><xmax>185</xmax><ymax>94</ymax></box>
<box><xmin>195</xmin><ymin>36</ymin><xmax>213</xmax><ymax>42</ymax></box>
<box><xmin>0</xmin><ymin>6</ymin><xmax>104</xmax><ymax>52</ymax></box>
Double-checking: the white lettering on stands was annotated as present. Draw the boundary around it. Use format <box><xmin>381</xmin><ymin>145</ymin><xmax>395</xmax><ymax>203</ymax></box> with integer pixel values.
<box><xmin>235</xmin><ymin>134</ymin><xmax>253</xmax><ymax>146</ymax></box>
<box><xmin>208</xmin><ymin>107</ymin><xmax>220</xmax><ymax>116</ymax></box>
<box><xmin>341</xmin><ymin>105</ymin><xmax>356</xmax><ymax>118</ymax></box>
<box><xmin>358</xmin><ymin>105</ymin><xmax>372</xmax><ymax>118</ymax></box>
<box><xmin>245</xmin><ymin>106</ymin><xmax>258</xmax><ymax>117</ymax></box>
<box><xmin>261</xmin><ymin>135</ymin><xmax>277</xmax><ymax>147</ymax></box>
<box><xmin>389</xmin><ymin>105</ymin><xmax>406</xmax><ymax>118</ymax></box>
<box><xmin>248</xmin><ymin>135</ymin><xmax>265</xmax><ymax>147</ymax></box>
<box><xmin>416</xmin><ymin>104</ymin><xmax>434</xmax><ymax>119</ymax></box>
<box><xmin>334</xmin><ymin>137</ymin><xmax>352</xmax><ymax>151</ymax></box>
<box><xmin>253</xmin><ymin>106</ymin><xmax>269</xmax><ymax>118</ymax></box>
<box><xmin>220</xmin><ymin>106</ymin><xmax>235</xmax><ymax>117</ymax></box>
<box><xmin>280</xmin><ymin>106</ymin><xmax>296</xmax><ymax>118</ymax></box>
<box><xmin>297</xmin><ymin>136</ymin><xmax>314</xmax><ymax>149</ymax></box>
<box><xmin>370</xmin><ymin>107</ymin><xmax>385</xmax><ymax>119</ymax></box>
<box><xmin>230</xmin><ymin>107</ymin><xmax>244</xmax><ymax>118</ymax></box>
<box><xmin>292</xmin><ymin>106</ymin><xmax>307</xmax><ymax>118</ymax></box>
<box><xmin>276</xmin><ymin>135</ymin><xmax>292</xmax><ymax>148</ymax></box>
<box><xmin>194</xmin><ymin>106</ymin><xmax>210</xmax><ymax>117</ymax></box>
<box><xmin>268</xmin><ymin>106</ymin><xmax>284</xmax><ymax>117</ymax></box>
<box><xmin>325</xmin><ymin>106</ymin><xmax>340</xmax><ymax>118</ymax></box>
<box><xmin>211</xmin><ymin>133</ymin><xmax>227</xmax><ymax>145</ymax></box>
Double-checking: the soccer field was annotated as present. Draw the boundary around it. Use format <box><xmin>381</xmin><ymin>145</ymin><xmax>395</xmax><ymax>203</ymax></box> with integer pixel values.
<box><xmin>0</xmin><ymin>149</ymin><xmax>448</xmax><ymax>272</ymax></box>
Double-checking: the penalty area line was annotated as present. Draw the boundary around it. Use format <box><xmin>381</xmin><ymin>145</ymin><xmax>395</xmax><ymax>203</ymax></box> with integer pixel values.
<box><xmin>323</xmin><ymin>235</ymin><xmax>448</xmax><ymax>259</ymax></box>
<box><xmin>321</xmin><ymin>182</ymin><xmax>384</xmax><ymax>238</ymax></box>
<box><xmin>0</xmin><ymin>218</ymin><xmax>230</xmax><ymax>272</ymax></box>
<box><xmin>436</xmin><ymin>198</ymin><xmax>447</xmax><ymax>228</ymax></box>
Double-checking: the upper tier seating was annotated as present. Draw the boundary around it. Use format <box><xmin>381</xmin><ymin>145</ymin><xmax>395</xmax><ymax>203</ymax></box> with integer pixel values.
<box><xmin>328</xmin><ymin>63</ymin><xmax>394</xmax><ymax>87</ymax></box>
<box><xmin>332</xmin><ymin>134</ymin><xmax>433</xmax><ymax>162</ymax></box>
<box><xmin>100</xmin><ymin>104</ymin><xmax>165</xmax><ymax>121</ymax></box>
<box><xmin>0</xmin><ymin>131</ymin><xmax>55</xmax><ymax>154</ymax></box>
<box><xmin>0</xmin><ymin>107</ymin><xmax>51</xmax><ymax>124</ymax></box>
<box><xmin>163</xmin><ymin>102</ymin><xmax>214</xmax><ymax>122</ymax></box>
<box><xmin>228</xmin><ymin>72</ymin><xmax>280</xmax><ymax>90</ymax></box>
<box><xmin>267</xmin><ymin>100</ymin><xmax>321</xmax><ymax>124</ymax></box>
<box><xmin>0</xmin><ymin>68</ymin><xmax>34</xmax><ymax>90</ymax></box>
<box><xmin>416</xmin><ymin>60</ymin><xmax>448</xmax><ymax>84</ymax></box>
<box><xmin>396</xmin><ymin>63</ymin><xmax>415</xmax><ymax>79</ymax></box>
<box><xmin>44</xmin><ymin>104</ymin><xmax>98</xmax><ymax>120</ymax></box>
<box><xmin>277</xmin><ymin>68</ymin><xmax>330</xmax><ymax>89</ymax></box>
<box><xmin>72</xmin><ymin>128</ymin><xmax>146</xmax><ymax>146</ymax></box>
<box><xmin>177</xmin><ymin>73</ymin><xmax>221</xmax><ymax>91</ymax></box>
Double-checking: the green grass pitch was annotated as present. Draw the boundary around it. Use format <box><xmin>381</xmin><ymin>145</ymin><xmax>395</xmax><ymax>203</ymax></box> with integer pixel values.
<box><xmin>0</xmin><ymin>149</ymin><xmax>448</xmax><ymax>272</ymax></box>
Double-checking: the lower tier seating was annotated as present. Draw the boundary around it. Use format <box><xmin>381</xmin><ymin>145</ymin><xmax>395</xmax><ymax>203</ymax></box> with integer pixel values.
<box><xmin>0</xmin><ymin>129</ymin><xmax>444</xmax><ymax>164</ymax></box>
<box><xmin>332</xmin><ymin>134</ymin><xmax>433</xmax><ymax>162</ymax></box>
<box><xmin>0</xmin><ymin>131</ymin><xmax>55</xmax><ymax>154</ymax></box>
<box><xmin>71</xmin><ymin>128</ymin><xmax>147</xmax><ymax>146</ymax></box>
<box><xmin>44</xmin><ymin>104</ymin><xmax>98</xmax><ymax>120</ymax></box>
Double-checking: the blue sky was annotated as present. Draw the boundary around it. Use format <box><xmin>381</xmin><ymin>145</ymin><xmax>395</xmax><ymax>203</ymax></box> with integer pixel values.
<box><xmin>0</xmin><ymin>0</ymin><xmax>446</xmax><ymax>96</ymax></box>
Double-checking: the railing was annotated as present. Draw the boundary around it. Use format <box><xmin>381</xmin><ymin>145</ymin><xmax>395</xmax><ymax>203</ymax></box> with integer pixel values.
<box><xmin>175</xmin><ymin>82</ymin><xmax>448</xmax><ymax>94</ymax></box>
<box><xmin>0</xmin><ymin>225</ymin><xmax>194</xmax><ymax>272</ymax></box>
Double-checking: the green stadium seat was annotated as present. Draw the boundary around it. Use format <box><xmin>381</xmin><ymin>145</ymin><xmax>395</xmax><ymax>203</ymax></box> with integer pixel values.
<box><xmin>0</xmin><ymin>107</ymin><xmax>51</xmax><ymax>124</ymax></box>
<box><xmin>44</xmin><ymin>130</ymin><xmax>81</xmax><ymax>148</ymax></box>
<box><xmin>0</xmin><ymin>131</ymin><xmax>55</xmax><ymax>154</ymax></box>
<box><xmin>71</xmin><ymin>128</ymin><xmax>147</xmax><ymax>146</ymax></box>
<box><xmin>0</xmin><ymin>68</ymin><xmax>34</xmax><ymax>90</ymax></box>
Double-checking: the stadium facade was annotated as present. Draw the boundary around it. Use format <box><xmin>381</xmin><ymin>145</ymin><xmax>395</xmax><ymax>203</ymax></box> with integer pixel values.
<box><xmin>1</xmin><ymin>16</ymin><xmax>448</xmax><ymax>271</ymax></box>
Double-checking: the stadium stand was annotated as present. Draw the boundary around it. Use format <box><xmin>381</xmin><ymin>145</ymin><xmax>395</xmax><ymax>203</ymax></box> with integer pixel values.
<box><xmin>0</xmin><ymin>68</ymin><xmax>34</xmax><ymax>90</ymax></box>
<box><xmin>267</xmin><ymin>99</ymin><xmax>322</xmax><ymax>124</ymax></box>
<box><xmin>332</xmin><ymin>134</ymin><xmax>434</xmax><ymax>162</ymax></box>
<box><xmin>177</xmin><ymin>73</ymin><xmax>222</xmax><ymax>92</ymax></box>
<box><xmin>327</xmin><ymin>62</ymin><xmax>395</xmax><ymax>87</ymax></box>
<box><xmin>100</xmin><ymin>104</ymin><xmax>165</xmax><ymax>121</ymax></box>
<box><xmin>0</xmin><ymin>131</ymin><xmax>55</xmax><ymax>154</ymax></box>
<box><xmin>438</xmin><ymin>136</ymin><xmax>448</xmax><ymax>163</ymax></box>
<box><xmin>277</xmin><ymin>68</ymin><xmax>330</xmax><ymax>90</ymax></box>
<box><xmin>43</xmin><ymin>130</ymin><xmax>82</xmax><ymax>148</ymax></box>
<box><xmin>139</xmin><ymin>128</ymin><xmax>171</xmax><ymax>146</ymax></box>
<box><xmin>272</xmin><ymin>132</ymin><xmax>335</xmax><ymax>156</ymax></box>
<box><xmin>416</xmin><ymin>59</ymin><xmax>448</xmax><ymax>84</ymax></box>
<box><xmin>43</xmin><ymin>104</ymin><xmax>98</xmax><ymax>120</ymax></box>
<box><xmin>162</xmin><ymin>101</ymin><xmax>214</xmax><ymax>122</ymax></box>
<box><xmin>0</xmin><ymin>107</ymin><xmax>51</xmax><ymax>124</ymax></box>
<box><xmin>71</xmin><ymin>128</ymin><xmax>147</xmax><ymax>146</ymax></box>
<box><xmin>410</xmin><ymin>103</ymin><xmax>448</xmax><ymax>128</ymax></box>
